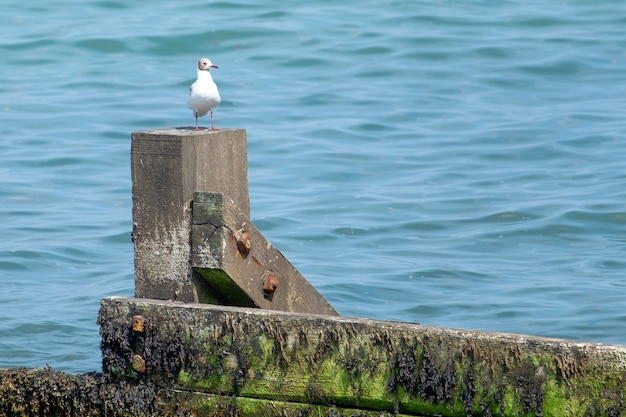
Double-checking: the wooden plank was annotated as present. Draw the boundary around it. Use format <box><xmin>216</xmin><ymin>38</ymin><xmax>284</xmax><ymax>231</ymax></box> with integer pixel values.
<box><xmin>130</xmin><ymin>128</ymin><xmax>249</xmax><ymax>302</ymax></box>
<box><xmin>167</xmin><ymin>390</ymin><xmax>421</xmax><ymax>416</ymax></box>
<box><xmin>191</xmin><ymin>192</ymin><xmax>338</xmax><ymax>315</ymax></box>
<box><xmin>0</xmin><ymin>367</ymin><xmax>419</xmax><ymax>416</ymax></box>
<box><xmin>99</xmin><ymin>297</ymin><xmax>626</xmax><ymax>417</ymax></box>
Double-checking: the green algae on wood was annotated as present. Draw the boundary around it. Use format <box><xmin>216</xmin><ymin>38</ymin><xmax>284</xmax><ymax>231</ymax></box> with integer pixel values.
<box><xmin>0</xmin><ymin>367</ymin><xmax>163</xmax><ymax>417</ymax></box>
<box><xmin>164</xmin><ymin>390</ymin><xmax>424</xmax><ymax>417</ymax></box>
<box><xmin>99</xmin><ymin>297</ymin><xmax>626</xmax><ymax>417</ymax></box>
<box><xmin>0</xmin><ymin>367</ymin><xmax>101</xmax><ymax>417</ymax></box>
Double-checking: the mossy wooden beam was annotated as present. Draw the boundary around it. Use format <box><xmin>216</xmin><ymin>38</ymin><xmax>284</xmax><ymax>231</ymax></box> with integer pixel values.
<box><xmin>0</xmin><ymin>368</ymin><xmax>102</xmax><ymax>417</ymax></box>
<box><xmin>191</xmin><ymin>191</ymin><xmax>338</xmax><ymax>315</ymax></box>
<box><xmin>0</xmin><ymin>368</ymin><xmax>419</xmax><ymax>417</ymax></box>
<box><xmin>0</xmin><ymin>367</ymin><xmax>167</xmax><ymax>417</ymax></box>
<box><xmin>99</xmin><ymin>297</ymin><xmax>626</xmax><ymax>417</ymax></box>
<box><xmin>165</xmin><ymin>390</ymin><xmax>420</xmax><ymax>417</ymax></box>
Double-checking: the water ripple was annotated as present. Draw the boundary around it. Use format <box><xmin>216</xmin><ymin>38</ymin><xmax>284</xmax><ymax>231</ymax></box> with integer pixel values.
<box><xmin>1</xmin><ymin>0</ymin><xmax>626</xmax><ymax>373</ymax></box>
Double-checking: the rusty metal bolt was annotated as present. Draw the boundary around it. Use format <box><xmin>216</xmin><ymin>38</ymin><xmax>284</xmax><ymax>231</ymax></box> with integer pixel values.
<box><xmin>262</xmin><ymin>270</ymin><xmax>279</xmax><ymax>294</ymax></box>
<box><xmin>236</xmin><ymin>230</ymin><xmax>252</xmax><ymax>257</ymax></box>
<box><xmin>132</xmin><ymin>354</ymin><xmax>146</xmax><ymax>373</ymax></box>
<box><xmin>132</xmin><ymin>315</ymin><xmax>145</xmax><ymax>332</ymax></box>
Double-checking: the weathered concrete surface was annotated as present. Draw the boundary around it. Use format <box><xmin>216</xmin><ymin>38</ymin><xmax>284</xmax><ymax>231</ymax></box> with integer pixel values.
<box><xmin>131</xmin><ymin>128</ymin><xmax>249</xmax><ymax>302</ymax></box>
<box><xmin>191</xmin><ymin>192</ymin><xmax>338</xmax><ymax>315</ymax></box>
<box><xmin>99</xmin><ymin>296</ymin><xmax>626</xmax><ymax>417</ymax></box>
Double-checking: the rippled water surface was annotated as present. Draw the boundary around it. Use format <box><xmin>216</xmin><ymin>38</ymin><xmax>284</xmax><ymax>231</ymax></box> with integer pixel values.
<box><xmin>1</xmin><ymin>0</ymin><xmax>625</xmax><ymax>373</ymax></box>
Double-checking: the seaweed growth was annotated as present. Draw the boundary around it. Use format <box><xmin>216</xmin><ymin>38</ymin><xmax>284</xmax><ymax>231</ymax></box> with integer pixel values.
<box><xmin>418</xmin><ymin>348</ymin><xmax>457</xmax><ymax>406</ymax></box>
<box><xmin>0</xmin><ymin>367</ymin><xmax>101</xmax><ymax>417</ymax></box>
<box><xmin>386</xmin><ymin>346</ymin><xmax>417</xmax><ymax>396</ymax></box>
<box><xmin>95</xmin><ymin>309</ymin><xmax>192</xmax><ymax>416</ymax></box>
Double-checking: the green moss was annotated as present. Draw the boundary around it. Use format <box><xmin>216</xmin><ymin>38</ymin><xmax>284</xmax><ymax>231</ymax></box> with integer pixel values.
<box><xmin>256</xmin><ymin>334</ymin><xmax>274</xmax><ymax>364</ymax></box>
<box><xmin>179</xmin><ymin>369</ymin><xmax>224</xmax><ymax>393</ymax></box>
<box><xmin>541</xmin><ymin>378</ymin><xmax>575</xmax><ymax>417</ymax></box>
<box><xmin>189</xmin><ymin>393</ymin><xmax>419</xmax><ymax>417</ymax></box>
<box><xmin>194</xmin><ymin>268</ymin><xmax>257</xmax><ymax>307</ymax></box>
<box><xmin>99</xmin><ymin>298</ymin><xmax>626</xmax><ymax>417</ymax></box>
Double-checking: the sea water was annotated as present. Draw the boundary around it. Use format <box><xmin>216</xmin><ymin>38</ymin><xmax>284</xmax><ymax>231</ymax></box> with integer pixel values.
<box><xmin>1</xmin><ymin>0</ymin><xmax>625</xmax><ymax>373</ymax></box>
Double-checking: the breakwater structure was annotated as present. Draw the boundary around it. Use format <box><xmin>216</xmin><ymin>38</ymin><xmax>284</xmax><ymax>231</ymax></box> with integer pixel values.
<box><xmin>2</xmin><ymin>128</ymin><xmax>626</xmax><ymax>417</ymax></box>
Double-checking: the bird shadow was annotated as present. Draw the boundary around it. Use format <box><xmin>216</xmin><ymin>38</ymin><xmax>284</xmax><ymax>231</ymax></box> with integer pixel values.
<box><xmin>176</xmin><ymin>126</ymin><xmax>221</xmax><ymax>131</ymax></box>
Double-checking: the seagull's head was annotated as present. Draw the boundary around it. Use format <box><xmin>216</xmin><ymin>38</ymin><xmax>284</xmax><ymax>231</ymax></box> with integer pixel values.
<box><xmin>198</xmin><ymin>57</ymin><xmax>219</xmax><ymax>71</ymax></box>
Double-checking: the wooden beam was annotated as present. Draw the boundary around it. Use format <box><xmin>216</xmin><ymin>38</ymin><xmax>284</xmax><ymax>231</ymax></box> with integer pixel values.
<box><xmin>191</xmin><ymin>192</ymin><xmax>338</xmax><ymax>315</ymax></box>
<box><xmin>166</xmin><ymin>391</ymin><xmax>420</xmax><ymax>417</ymax></box>
<box><xmin>131</xmin><ymin>128</ymin><xmax>249</xmax><ymax>302</ymax></box>
<box><xmin>0</xmin><ymin>367</ymin><xmax>420</xmax><ymax>417</ymax></box>
<box><xmin>99</xmin><ymin>297</ymin><xmax>626</xmax><ymax>417</ymax></box>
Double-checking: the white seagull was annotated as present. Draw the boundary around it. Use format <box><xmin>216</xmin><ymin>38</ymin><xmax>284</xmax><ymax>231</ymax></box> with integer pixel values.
<box><xmin>187</xmin><ymin>57</ymin><xmax>221</xmax><ymax>130</ymax></box>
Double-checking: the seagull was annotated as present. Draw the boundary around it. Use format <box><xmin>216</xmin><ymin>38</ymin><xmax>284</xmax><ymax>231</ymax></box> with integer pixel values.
<box><xmin>187</xmin><ymin>57</ymin><xmax>221</xmax><ymax>130</ymax></box>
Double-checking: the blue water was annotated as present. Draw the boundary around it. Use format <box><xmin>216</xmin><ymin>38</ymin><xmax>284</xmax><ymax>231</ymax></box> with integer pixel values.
<box><xmin>1</xmin><ymin>0</ymin><xmax>625</xmax><ymax>373</ymax></box>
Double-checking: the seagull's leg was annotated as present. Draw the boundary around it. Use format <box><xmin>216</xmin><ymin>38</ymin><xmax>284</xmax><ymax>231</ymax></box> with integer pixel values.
<box><xmin>194</xmin><ymin>112</ymin><xmax>200</xmax><ymax>131</ymax></box>
<box><xmin>210</xmin><ymin>111</ymin><xmax>215</xmax><ymax>130</ymax></box>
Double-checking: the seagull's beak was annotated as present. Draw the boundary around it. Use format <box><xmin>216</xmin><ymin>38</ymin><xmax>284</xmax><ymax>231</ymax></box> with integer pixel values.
<box><xmin>211</xmin><ymin>65</ymin><xmax>219</xmax><ymax>69</ymax></box>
